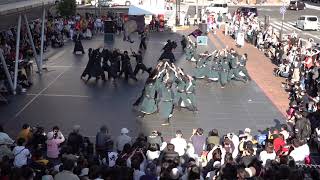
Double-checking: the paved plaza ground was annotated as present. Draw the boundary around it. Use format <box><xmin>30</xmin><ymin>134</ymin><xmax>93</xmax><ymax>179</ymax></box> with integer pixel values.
<box><xmin>0</xmin><ymin>30</ymin><xmax>285</xmax><ymax>141</ymax></box>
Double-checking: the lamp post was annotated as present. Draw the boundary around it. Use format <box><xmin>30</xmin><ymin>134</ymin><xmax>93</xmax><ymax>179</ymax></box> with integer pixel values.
<box><xmin>176</xmin><ymin>0</ymin><xmax>180</xmax><ymax>26</ymax></box>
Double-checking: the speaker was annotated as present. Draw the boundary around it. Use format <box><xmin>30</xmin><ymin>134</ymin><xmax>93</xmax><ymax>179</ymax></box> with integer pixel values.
<box><xmin>104</xmin><ymin>20</ymin><xmax>116</xmax><ymax>33</ymax></box>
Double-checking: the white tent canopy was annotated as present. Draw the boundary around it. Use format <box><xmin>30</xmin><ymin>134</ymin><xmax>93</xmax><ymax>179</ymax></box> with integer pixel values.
<box><xmin>128</xmin><ymin>5</ymin><xmax>154</xmax><ymax>15</ymax></box>
<box><xmin>128</xmin><ymin>5</ymin><xmax>164</xmax><ymax>15</ymax></box>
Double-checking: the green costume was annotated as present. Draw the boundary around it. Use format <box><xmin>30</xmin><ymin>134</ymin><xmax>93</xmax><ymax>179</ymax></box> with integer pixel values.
<box><xmin>207</xmin><ymin>60</ymin><xmax>220</xmax><ymax>81</ymax></box>
<box><xmin>186</xmin><ymin>79</ymin><xmax>197</xmax><ymax>109</ymax></box>
<box><xmin>174</xmin><ymin>79</ymin><xmax>192</xmax><ymax>108</ymax></box>
<box><xmin>185</xmin><ymin>48</ymin><xmax>194</xmax><ymax>61</ymax></box>
<box><xmin>227</xmin><ymin>53</ymin><xmax>239</xmax><ymax>81</ymax></box>
<box><xmin>238</xmin><ymin>57</ymin><xmax>251</xmax><ymax>81</ymax></box>
<box><xmin>139</xmin><ymin>83</ymin><xmax>157</xmax><ymax>114</ymax></box>
<box><xmin>194</xmin><ymin>57</ymin><xmax>208</xmax><ymax>78</ymax></box>
<box><xmin>220</xmin><ymin>58</ymin><xmax>230</xmax><ymax>87</ymax></box>
<box><xmin>159</xmin><ymin>84</ymin><xmax>174</xmax><ymax>119</ymax></box>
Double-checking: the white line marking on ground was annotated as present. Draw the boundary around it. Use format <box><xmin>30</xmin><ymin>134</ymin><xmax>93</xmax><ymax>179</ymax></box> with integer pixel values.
<box><xmin>48</xmin><ymin>50</ymin><xmax>66</xmax><ymax>61</ymax></box>
<box><xmin>26</xmin><ymin>93</ymin><xmax>90</xmax><ymax>98</ymax></box>
<box><xmin>15</xmin><ymin>68</ymin><xmax>69</xmax><ymax>118</ymax></box>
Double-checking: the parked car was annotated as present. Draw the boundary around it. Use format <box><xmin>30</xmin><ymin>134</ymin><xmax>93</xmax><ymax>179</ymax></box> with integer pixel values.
<box><xmin>205</xmin><ymin>3</ymin><xmax>228</xmax><ymax>14</ymax></box>
<box><xmin>296</xmin><ymin>15</ymin><xmax>318</xmax><ymax>30</ymax></box>
<box><xmin>288</xmin><ymin>0</ymin><xmax>306</xmax><ymax>10</ymax></box>
<box><xmin>236</xmin><ymin>7</ymin><xmax>258</xmax><ymax>17</ymax></box>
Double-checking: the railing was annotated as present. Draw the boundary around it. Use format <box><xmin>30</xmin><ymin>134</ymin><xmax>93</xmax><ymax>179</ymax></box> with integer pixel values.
<box><xmin>0</xmin><ymin>0</ymin><xmax>27</xmax><ymax>5</ymax></box>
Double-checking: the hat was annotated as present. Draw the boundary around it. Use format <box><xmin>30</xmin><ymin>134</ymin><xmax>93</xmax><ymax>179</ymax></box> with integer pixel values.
<box><xmin>244</xmin><ymin>128</ymin><xmax>251</xmax><ymax>134</ymax></box>
<box><xmin>79</xmin><ymin>168</ymin><xmax>89</xmax><ymax>177</ymax></box>
<box><xmin>121</xmin><ymin>128</ymin><xmax>129</xmax><ymax>134</ymax></box>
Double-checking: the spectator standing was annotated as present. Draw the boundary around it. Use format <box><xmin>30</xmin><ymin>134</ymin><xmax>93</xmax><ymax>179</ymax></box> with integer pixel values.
<box><xmin>13</xmin><ymin>138</ymin><xmax>31</xmax><ymax>168</ymax></box>
<box><xmin>95</xmin><ymin>125</ymin><xmax>113</xmax><ymax>157</ymax></box>
<box><xmin>170</xmin><ymin>130</ymin><xmax>187</xmax><ymax>156</ymax></box>
<box><xmin>67</xmin><ymin>125</ymin><xmax>84</xmax><ymax>154</ymax></box>
<box><xmin>190</xmin><ymin>128</ymin><xmax>206</xmax><ymax>157</ymax></box>
<box><xmin>16</xmin><ymin>124</ymin><xmax>32</xmax><ymax>143</ymax></box>
<box><xmin>46</xmin><ymin>126</ymin><xmax>65</xmax><ymax>163</ymax></box>
<box><xmin>116</xmin><ymin>128</ymin><xmax>132</xmax><ymax>152</ymax></box>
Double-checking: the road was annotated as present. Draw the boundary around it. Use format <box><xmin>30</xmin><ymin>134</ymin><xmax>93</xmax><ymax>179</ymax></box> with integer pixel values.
<box><xmin>187</xmin><ymin>5</ymin><xmax>320</xmax><ymax>43</ymax></box>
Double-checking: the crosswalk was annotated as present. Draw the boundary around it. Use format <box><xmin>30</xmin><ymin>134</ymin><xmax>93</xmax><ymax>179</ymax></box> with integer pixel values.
<box><xmin>269</xmin><ymin>20</ymin><xmax>320</xmax><ymax>34</ymax></box>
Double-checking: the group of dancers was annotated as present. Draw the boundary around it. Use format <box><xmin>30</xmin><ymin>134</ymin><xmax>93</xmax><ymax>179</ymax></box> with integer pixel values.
<box><xmin>133</xmin><ymin>39</ymin><xmax>197</xmax><ymax>126</ymax></box>
<box><xmin>185</xmin><ymin>38</ymin><xmax>252</xmax><ymax>88</ymax></box>
<box><xmin>134</xmin><ymin>61</ymin><xmax>197</xmax><ymax>126</ymax></box>
<box><xmin>81</xmin><ymin>48</ymin><xmax>152</xmax><ymax>82</ymax></box>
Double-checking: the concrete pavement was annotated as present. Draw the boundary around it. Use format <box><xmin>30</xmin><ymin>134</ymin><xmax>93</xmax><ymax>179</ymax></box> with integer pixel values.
<box><xmin>0</xmin><ymin>31</ymin><xmax>284</xmax><ymax>142</ymax></box>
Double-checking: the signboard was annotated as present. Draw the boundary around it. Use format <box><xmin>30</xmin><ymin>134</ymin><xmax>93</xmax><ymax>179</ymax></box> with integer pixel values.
<box><xmin>280</xmin><ymin>6</ymin><xmax>286</xmax><ymax>15</ymax></box>
<box><xmin>196</xmin><ymin>36</ymin><xmax>208</xmax><ymax>46</ymax></box>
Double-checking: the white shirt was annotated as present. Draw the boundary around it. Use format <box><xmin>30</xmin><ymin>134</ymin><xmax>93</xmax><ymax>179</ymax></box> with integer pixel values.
<box><xmin>170</xmin><ymin>137</ymin><xmax>187</xmax><ymax>156</ymax></box>
<box><xmin>116</xmin><ymin>134</ymin><xmax>132</xmax><ymax>151</ymax></box>
<box><xmin>146</xmin><ymin>150</ymin><xmax>160</xmax><ymax>160</ymax></box>
<box><xmin>13</xmin><ymin>146</ymin><xmax>31</xmax><ymax>168</ymax></box>
<box><xmin>259</xmin><ymin>150</ymin><xmax>276</xmax><ymax>166</ymax></box>
<box><xmin>290</xmin><ymin>144</ymin><xmax>310</xmax><ymax>162</ymax></box>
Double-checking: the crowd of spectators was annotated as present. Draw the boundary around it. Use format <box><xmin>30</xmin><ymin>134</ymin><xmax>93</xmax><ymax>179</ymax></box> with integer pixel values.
<box><xmin>0</xmin><ymin>13</ymin><xmax>121</xmax><ymax>101</ymax></box>
<box><xmin>222</xmin><ymin>8</ymin><xmax>320</xmax><ymax>157</ymax></box>
<box><xmin>0</xmin><ymin>122</ymin><xmax>319</xmax><ymax>180</ymax></box>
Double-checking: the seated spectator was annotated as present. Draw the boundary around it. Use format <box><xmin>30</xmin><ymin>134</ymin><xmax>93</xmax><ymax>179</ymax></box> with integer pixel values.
<box><xmin>95</xmin><ymin>125</ymin><xmax>113</xmax><ymax>157</ymax></box>
<box><xmin>162</xmin><ymin>143</ymin><xmax>179</xmax><ymax>162</ymax></box>
<box><xmin>116</xmin><ymin>128</ymin><xmax>132</xmax><ymax>152</ymax></box>
<box><xmin>13</xmin><ymin>138</ymin><xmax>31</xmax><ymax>168</ymax></box>
<box><xmin>147</xmin><ymin>131</ymin><xmax>162</xmax><ymax>148</ymax></box>
<box><xmin>146</xmin><ymin>143</ymin><xmax>160</xmax><ymax>161</ymax></box>
<box><xmin>0</xmin><ymin>125</ymin><xmax>14</xmax><ymax>145</ymax></box>
<box><xmin>54</xmin><ymin>159</ymin><xmax>79</xmax><ymax>180</ymax></box>
<box><xmin>170</xmin><ymin>130</ymin><xmax>187</xmax><ymax>156</ymax></box>
<box><xmin>259</xmin><ymin>141</ymin><xmax>276</xmax><ymax>166</ymax></box>
<box><xmin>207</xmin><ymin>129</ymin><xmax>220</xmax><ymax>146</ymax></box>
<box><xmin>289</xmin><ymin>138</ymin><xmax>310</xmax><ymax>163</ymax></box>
<box><xmin>190</xmin><ymin>128</ymin><xmax>206</xmax><ymax>157</ymax></box>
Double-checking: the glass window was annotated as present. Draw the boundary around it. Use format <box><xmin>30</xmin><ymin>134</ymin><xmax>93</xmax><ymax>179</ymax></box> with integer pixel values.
<box><xmin>298</xmin><ymin>17</ymin><xmax>305</xmax><ymax>20</ymax></box>
<box><xmin>307</xmin><ymin>17</ymin><xmax>318</xmax><ymax>21</ymax></box>
<box><xmin>222</xmin><ymin>4</ymin><xmax>227</xmax><ymax>7</ymax></box>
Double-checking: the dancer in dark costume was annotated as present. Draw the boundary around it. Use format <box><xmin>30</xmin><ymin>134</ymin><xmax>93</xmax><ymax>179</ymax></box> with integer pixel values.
<box><xmin>81</xmin><ymin>48</ymin><xmax>94</xmax><ymax>79</ymax></box>
<box><xmin>73</xmin><ymin>31</ymin><xmax>85</xmax><ymax>54</ymax></box>
<box><xmin>85</xmin><ymin>49</ymin><xmax>106</xmax><ymax>82</ymax></box>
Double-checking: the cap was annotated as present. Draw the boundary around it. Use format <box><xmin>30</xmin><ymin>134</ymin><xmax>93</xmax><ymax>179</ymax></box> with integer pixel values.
<box><xmin>121</xmin><ymin>128</ymin><xmax>129</xmax><ymax>134</ymax></box>
<box><xmin>244</xmin><ymin>128</ymin><xmax>251</xmax><ymax>134</ymax></box>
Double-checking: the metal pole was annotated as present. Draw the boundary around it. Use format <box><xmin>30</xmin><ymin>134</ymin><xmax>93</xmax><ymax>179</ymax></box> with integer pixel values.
<box><xmin>176</xmin><ymin>0</ymin><xmax>178</xmax><ymax>26</ymax></box>
<box><xmin>196</xmin><ymin>0</ymin><xmax>198</xmax><ymax>19</ymax></box>
<box><xmin>40</xmin><ymin>7</ymin><xmax>46</xmax><ymax>73</ymax></box>
<box><xmin>24</xmin><ymin>14</ymin><xmax>41</xmax><ymax>72</ymax></box>
<box><xmin>0</xmin><ymin>50</ymin><xmax>14</xmax><ymax>94</ymax></box>
<box><xmin>13</xmin><ymin>15</ymin><xmax>21</xmax><ymax>94</ymax></box>
<box><xmin>280</xmin><ymin>11</ymin><xmax>284</xmax><ymax>41</ymax></box>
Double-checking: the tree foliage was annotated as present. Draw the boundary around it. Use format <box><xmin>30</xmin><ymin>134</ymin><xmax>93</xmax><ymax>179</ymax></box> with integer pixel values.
<box><xmin>57</xmin><ymin>0</ymin><xmax>77</xmax><ymax>17</ymax></box>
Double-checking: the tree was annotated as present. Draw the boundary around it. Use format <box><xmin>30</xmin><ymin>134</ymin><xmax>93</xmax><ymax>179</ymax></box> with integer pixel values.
<box><xmin>57</xmin><ymin>0</ymin><xmax>77</xmax><ymax>17</ymax></box>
